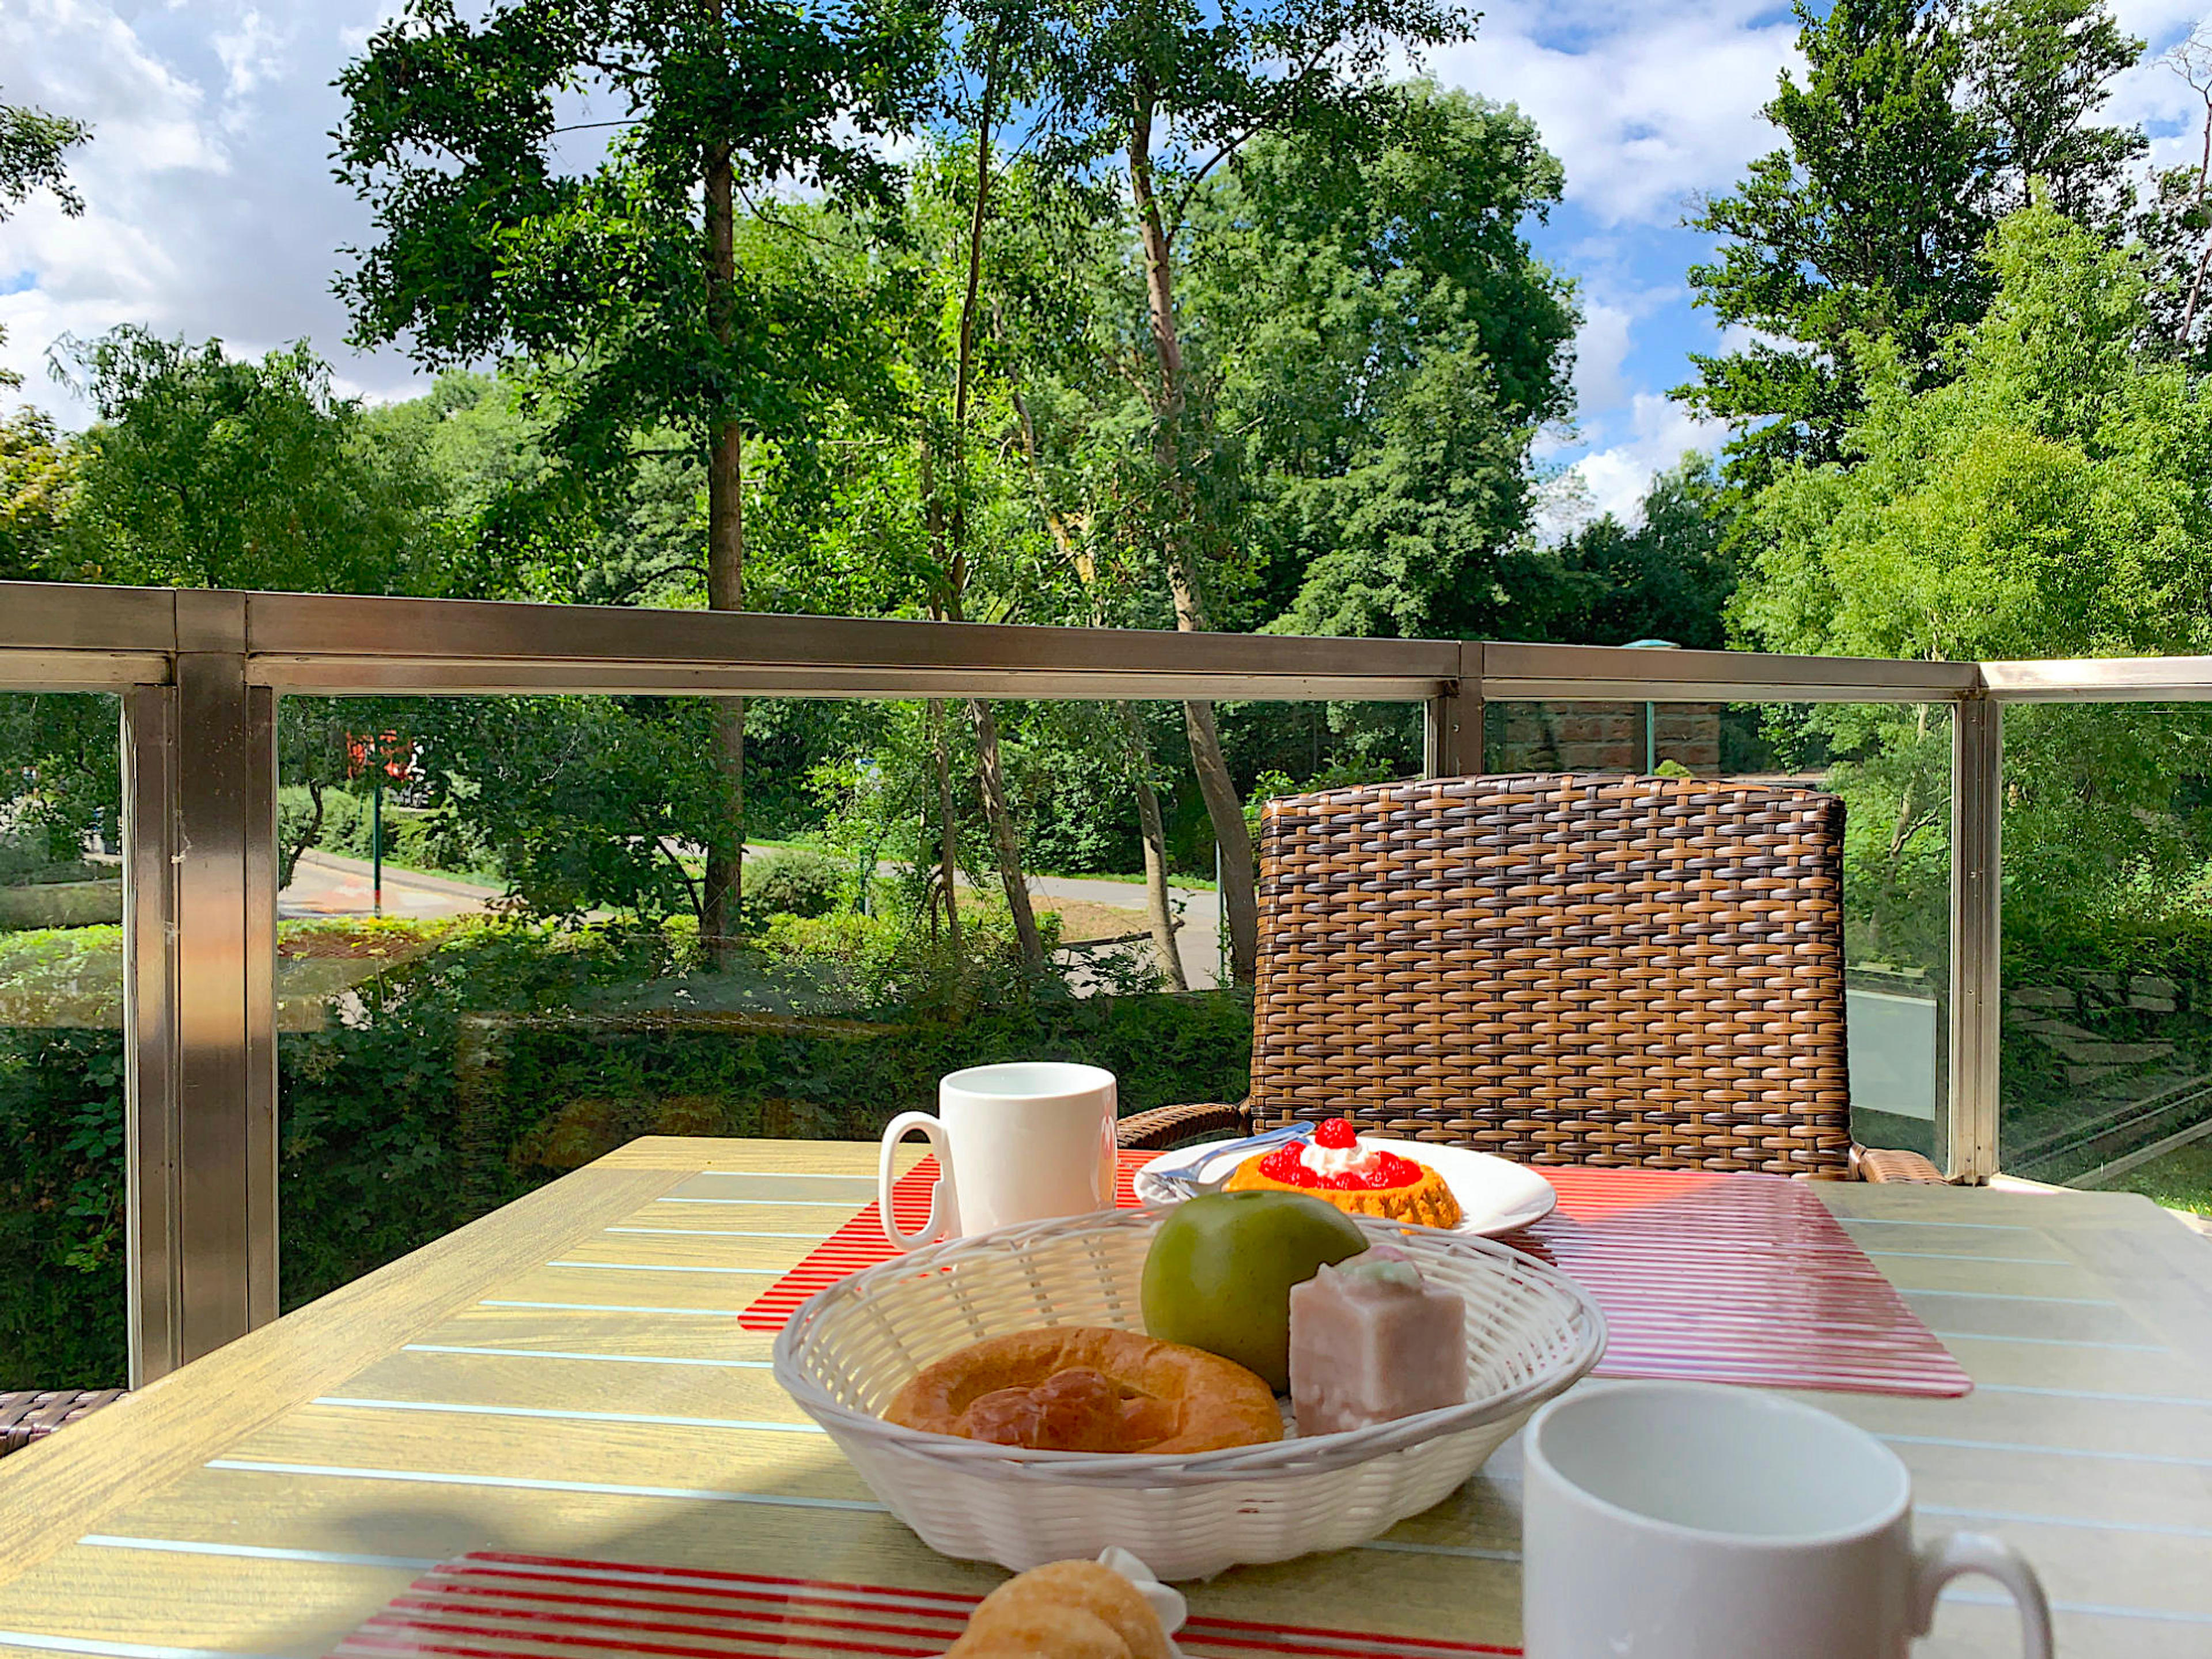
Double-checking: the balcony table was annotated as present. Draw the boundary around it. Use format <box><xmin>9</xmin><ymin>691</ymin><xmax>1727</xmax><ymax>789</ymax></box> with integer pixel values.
<box><xmin>0</xmin><ymin>1136</ymin><xmax>2206</xmax><ymax>1658</ymax></box>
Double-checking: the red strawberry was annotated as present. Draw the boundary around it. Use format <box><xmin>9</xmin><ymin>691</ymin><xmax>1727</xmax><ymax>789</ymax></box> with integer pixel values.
<box><xmin>1313</xmin><ymin>1116</ymin><xmax>1358</xmax><ymax>1149</ymax></box>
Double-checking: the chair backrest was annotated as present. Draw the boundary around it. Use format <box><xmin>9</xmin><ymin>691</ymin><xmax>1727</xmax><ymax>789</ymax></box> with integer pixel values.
<box><xmin>1248</xmin><ymin>772</ymin><xmax>1853</xmax><ymax>1175</ymax></box>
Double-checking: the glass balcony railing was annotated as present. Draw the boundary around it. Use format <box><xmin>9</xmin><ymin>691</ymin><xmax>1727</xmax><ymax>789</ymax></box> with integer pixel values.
<box><xmin>3</xmin><ymin>582</ymin><xmax>2209</xmax><ymax>1389</ymax></box>
<box><xmin>0</xmin><ymin>691</ymin><xmax>126</xmax><ymax>1391</ymax></box>
<box><xmin>1485</xmin><ymin>698</ymin><xmax>1955</xmax><ymax>1166</ymax></box>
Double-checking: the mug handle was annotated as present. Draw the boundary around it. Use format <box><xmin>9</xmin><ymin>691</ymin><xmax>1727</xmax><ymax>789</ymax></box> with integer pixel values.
<box><xmin>1911</xmin><ymin>1532</ymin><xmax>2052</xmax><ymax>1658</ymax></box>
<box><xmin>879</xmin><ymin>1111</ymin><xmax>957</xmax><ymax>1249</ymax></box>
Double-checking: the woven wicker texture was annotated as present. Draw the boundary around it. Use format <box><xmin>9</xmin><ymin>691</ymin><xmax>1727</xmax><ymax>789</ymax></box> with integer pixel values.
<box><xmin>774</xmin><ymin>1207</ymin><xmax>1602</xmax><ymax>1578</ymax></box>
<box><xmin>1244</xmin><ymin>772</ymin><xmax>1855</xmax><ymax>1176</ymax></box>
<box><xmin>0</xmin><ymin>1389</ymin><xmax>125</xmax><ymax>1457</ymax></box>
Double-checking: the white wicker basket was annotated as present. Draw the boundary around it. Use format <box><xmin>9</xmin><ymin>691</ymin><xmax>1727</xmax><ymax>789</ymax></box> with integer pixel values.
<box><xmin>772</xmin><ymin>1207</ymin><xmax>1605</xmax><ymax>1580</ymax></box>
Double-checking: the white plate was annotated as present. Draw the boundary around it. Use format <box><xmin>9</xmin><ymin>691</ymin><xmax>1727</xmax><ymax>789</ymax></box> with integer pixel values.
<box><xmin>1134</xmin><ymin>1134</ymin><xmax>1558</xmax><ymax>1238</ymax></box>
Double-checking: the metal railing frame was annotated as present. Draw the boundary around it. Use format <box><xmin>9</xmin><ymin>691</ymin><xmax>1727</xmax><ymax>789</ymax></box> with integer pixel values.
<box><xmin>0</xmin><ymin>580</ymin><xmax>2198</xmax><ymax>1381</ymax></box>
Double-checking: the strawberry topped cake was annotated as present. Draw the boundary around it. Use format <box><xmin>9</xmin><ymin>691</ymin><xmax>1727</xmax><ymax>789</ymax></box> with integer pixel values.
<box><xmin>1222</xmin><ymin>1118</ymin><xmax>1462</xmax><ymax>1229</ymax></box>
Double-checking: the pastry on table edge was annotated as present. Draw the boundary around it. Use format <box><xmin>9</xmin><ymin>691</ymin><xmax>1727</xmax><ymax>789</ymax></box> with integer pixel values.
<box><xmin>884</xmin><ymin>1325</ymin><xmax>1283</xmax><ymax>1453</ymax></box>
<box><xmin>1224</xmin><ymin>1116</ymin><xmax>1462</xmax><ymax>1228</ymax></box>
<box><xmin>946</xmin><ymin>1559</ymin><xmax>1172</xmax><ymax>1659</ymax></box>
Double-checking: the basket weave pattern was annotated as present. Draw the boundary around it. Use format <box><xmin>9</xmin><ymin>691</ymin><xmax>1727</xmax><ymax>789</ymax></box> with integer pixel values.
<box><xmin>774</xmin><ymin>1208</ymin><xmax>1602</xmax><ymax>1578</ymax></box>
<box><xmin>0</xmin><ymin>1389</ymin><xmax>125</xmax><ymax>1457</ymax></box>
<box><xmin>1247</xmin><ymin>772</ymin><xmax>1854</xmax><ymax>1175</ymax></box>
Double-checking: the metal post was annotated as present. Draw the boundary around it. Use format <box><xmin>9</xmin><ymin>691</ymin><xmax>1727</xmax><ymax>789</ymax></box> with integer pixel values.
<box><xmin>1948</xmin><ymin>694</ymin><xmax>2003</xmax><ymax>1181</ymax></box>
<box><xmin>1623</xmin><ymin>639</ymin><xmax>1677</xmax><ymax>776</ymax></box>
<box><xmin>121</xmin><ymin>685</ymin><xmax>182</xmax><ymax>1387</ymax></box>
<box><xmin>165</xmin><ymin>593</ymin><xmax>281</xmax><ymax>1361</ymax></box>
<box><xmin>1423</xmin><ymin>642</ymin><xmax>1484</xmax><ymax>778</ymax></box>
<box><xmin>372</xmin><ymin>772</ymin><xmax>384</xmax><ymax>915</ymax></box>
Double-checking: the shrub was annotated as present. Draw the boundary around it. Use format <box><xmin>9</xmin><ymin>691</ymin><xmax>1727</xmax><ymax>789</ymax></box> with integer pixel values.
<box><xmin>278</xmin><ymin>786</ymin><xmax>493</xmax><ymax>882</ymax></box>
<box><xmin>0</xmin><ymin>914</ymin><xmax>1251</xmax><ymax>1389</ymax></box>
<box><xmin>747</xmin><ymin>847</ymin><xmax>839</xmax><ymax>919</ymax></box>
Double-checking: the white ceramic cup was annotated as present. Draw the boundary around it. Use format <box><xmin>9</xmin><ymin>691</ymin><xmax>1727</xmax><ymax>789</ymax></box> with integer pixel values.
<box><xmin>1522</xmin><ymin>1381</ymin><xmax>2052</xmax><ymax>1659</ymax></box>
<box><xmin>877</xmin><ymin>1062</ymin><xmax>1118</xmax><ymax>1247</ymax></box>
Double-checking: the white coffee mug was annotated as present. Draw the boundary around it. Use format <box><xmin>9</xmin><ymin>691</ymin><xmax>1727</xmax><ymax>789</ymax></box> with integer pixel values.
<box><xmin>1522</xmin><ymin>1381</ymin><xmax>2052</xmax><ymax>1659</ymax></box>
<box><xmin>878</xmin><ymin>1062</ymin><xmax>1118</xmax><ymax>1247</ymax></box>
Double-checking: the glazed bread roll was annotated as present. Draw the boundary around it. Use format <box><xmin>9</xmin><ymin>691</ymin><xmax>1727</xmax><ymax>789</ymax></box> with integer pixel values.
<box><xmin>947</xmin><ymin>1560</ymin><xmax>1171</xmax><ymax>1659</ymax></box>
<box><xmin>884</xmin><ymin>1325</ymin><xmax>1282</xmax><ymax>1453</ymax></box>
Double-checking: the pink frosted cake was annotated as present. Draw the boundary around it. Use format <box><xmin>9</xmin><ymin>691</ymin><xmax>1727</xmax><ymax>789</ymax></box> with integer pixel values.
<box><xmin>1288</xmin><ymin>1245</ymin><xmax>1467</xmax><ymax>1436</ymax></box>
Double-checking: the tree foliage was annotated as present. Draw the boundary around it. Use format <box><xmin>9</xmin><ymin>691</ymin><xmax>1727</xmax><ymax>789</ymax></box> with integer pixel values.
<box><xmin>1738</xmin><ymin>203</ymin><xmax>2212</xmax><ymax>937</ymax></box>
<box><xmin>58</xmin><ymin>329</ymin><xmax>456</xmax><ymax>595</ymax></box>
<box><xmin>1681</xmin><ymin>0</ymin><xmax>2142</xmax><ymax>484</ymax></box>
<box><xmin>1191</xmin><ymin>85</ymin><xmax>1575</xmax><ymax>642</ymax></box>
<box><xmin>0</xmin><ymin>87</ymin><xmax>89</xmax><ymax>224</ymax></box>
<box><xmin>1543</xmin><ymin>458</ymin><xmax>1736</xmax><ymax>650</ymax></box>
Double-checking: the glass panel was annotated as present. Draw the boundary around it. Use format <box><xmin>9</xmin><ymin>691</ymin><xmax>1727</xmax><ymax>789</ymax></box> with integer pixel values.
<box><xmin>275</xmin><ymin>691</ymin><xmax>1282</xmax><ymax>1298</ymax></box>
<box><xmin>0</xmin><ymin>692</ymin><xmax>126</xmax><ymax>1389</ymax></box>
<box><xmin>1998</xmin><ymin>704</ymin><xmax>2212</xmax><ymax>1211</ymax></box>
<box><xmin>1485</xmin><ymin>700</ymin><xmax>1953</xmax><ymax>1162</ymax></box>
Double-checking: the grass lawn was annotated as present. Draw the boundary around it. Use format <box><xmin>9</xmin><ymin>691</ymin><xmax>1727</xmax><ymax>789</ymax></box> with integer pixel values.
<box><xmin>2100</xmin><ymin>1135</ymin><xmax>2212</xmax><ymax>1214</ymax></box>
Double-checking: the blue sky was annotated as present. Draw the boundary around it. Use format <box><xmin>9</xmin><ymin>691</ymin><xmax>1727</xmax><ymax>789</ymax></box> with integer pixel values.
<box><xmin>4</xmin><ymin>0</ymin><xmax>2210</xmax><ymax>525</ymax></box>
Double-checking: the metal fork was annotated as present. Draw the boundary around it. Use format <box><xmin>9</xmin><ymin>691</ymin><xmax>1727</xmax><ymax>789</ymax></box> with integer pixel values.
<box><xmin>1145</xmin><ymin>1122</ymin><xmax>1315</xmax><ymax>1198</ymax></box>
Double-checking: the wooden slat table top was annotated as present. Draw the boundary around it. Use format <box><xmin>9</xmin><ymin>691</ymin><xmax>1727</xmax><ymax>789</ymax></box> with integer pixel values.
<box><xmin>1</xmin><ymin>1136</ymin><xmax>2208</xmax><ymax>1659</ymax></box>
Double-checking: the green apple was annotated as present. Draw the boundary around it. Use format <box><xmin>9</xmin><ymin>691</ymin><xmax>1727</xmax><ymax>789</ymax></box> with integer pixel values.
<box><xmin>1142</xmin><ymin>1190</ymin><xmax>1367</xmax><ymax>1391</ymax></box>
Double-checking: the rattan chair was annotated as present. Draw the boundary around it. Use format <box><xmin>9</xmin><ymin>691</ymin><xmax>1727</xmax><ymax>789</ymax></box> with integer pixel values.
<box><xmin>0</xmin><ymin>1388</ymin><xmax>125</xmax><ymax>1458</ymax></box>
<box><xmin>1116</xmin><ymin>774</ymin><xmax>1945</xmax><ymax>1183</ymax></box>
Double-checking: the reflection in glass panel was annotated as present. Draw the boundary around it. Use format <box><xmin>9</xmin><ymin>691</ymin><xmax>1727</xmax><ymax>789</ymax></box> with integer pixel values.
<box><xmin>1999</xmin><ymin>703</ymin><xmax>2212</xmax><ymax>1215</ymax></box>
<box><xmin>1484</xmin><ymin>700</ymin><xmax>1952</xmax><ymax>1163</ymax></box>
<box><xmin>274</xmin><ymin>692</ymin><xmax>1401</xmax><ymax>1302</ymax></box>
<box><xmin>0</xmin><ymin>692</ymin><xmax>126</xmax><ymax>1388</ymax></box>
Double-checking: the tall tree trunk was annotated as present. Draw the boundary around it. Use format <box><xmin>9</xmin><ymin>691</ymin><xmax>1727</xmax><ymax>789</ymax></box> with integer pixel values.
<box><xmin>940</xmin><ymin>69</ymin><xmax>1044</xmax><ymax>974</ymax></box>
<box><xmin>971</xmin><ymin>698</ymin><xmax>1045</xmax><ymax>971</ymax></box>
<box><xmin>2184</xmin><ymin>95</ymin><xmax>2212</xmax><ymax>346</ymax></box>
<box><xmin>1120</xmin><ymin>702</ymin><xmax>1187</xmax><ymax>990</ymax></box>
<box><xmin>1009</xmin><ymin>374</ymin><xmax>1183</xmax><ymax>987</ymax></box>
<box><xmin>1127</xmin><ymin>90</ymin><xmax>1258</xmax><ymax>983</ymax></box>
<box><xmin>702</xmin><ymin>142</ymin><xmax>747</xmax><ymax>970</ymax></box>
<box><xmin>930</xmin><ymin>696</ymin><xmax>961</xmax><ymax>954</ymax></box>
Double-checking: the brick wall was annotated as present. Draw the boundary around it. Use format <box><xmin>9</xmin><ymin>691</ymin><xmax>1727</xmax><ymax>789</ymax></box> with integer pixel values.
<box><xmin>1490</xmin><ymin>703</ymin><xmax>1723</xmax><ymax>774</ymax></box>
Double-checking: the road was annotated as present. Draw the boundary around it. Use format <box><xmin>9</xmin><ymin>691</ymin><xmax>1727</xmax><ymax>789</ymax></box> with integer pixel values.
<box><xmin>1025</xmin><ymin>870</ymin><xmax>1223</xmax><ymax>990</ymax></box>
<box><xmin>280</xmin><ymin>849</ymin><xmax>1226</xmax><ymax>989</ymax></box>
<box><xmin>279</xmin><ymin>850</ymin><xmax>497</xmax><ymax>921</ymax></box>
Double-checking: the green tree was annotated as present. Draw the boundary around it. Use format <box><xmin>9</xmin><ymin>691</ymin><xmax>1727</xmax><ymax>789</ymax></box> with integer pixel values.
<box><xmin>1544</xmin><ymin>457</ymin><xmax>1736</xmax><ymax>650</ymax></box>
<box><xmin>334</xmin><ymin>0</ymin><xmax>939</xmax><ymax>963</ymax></box>
<box><xmin>1036</xmin><ymin>1</ymin><xmax>1476</xmax><ymax>980</ymax></box>
<box><xmin>1963</xmin><ymin>0</ymin><xmax>2144</xmax><ymax>224</ymax></box>
<box><xmin>1190</xmin><ymin>86</ymin><xmax>1575</xmax><ymax>641</ymax></box>
<box><xmin>1737</xmin><ymin>203</ymin><xmax>2212</xmax><ymax>936</ymax></box>
<box><xmin>0</xmin><ymin>409</ymin><xmax>74</xmax><ymax>583</ymax></box>
<box><xmin>0</xmin><ymin>87</ymin><xmax>88</xmax><ymax>222</ymax></box>
<box><xmin>1680</xmin><ymin>0</ymin><xmax>2141</xmax><ymax>484</ymax></box>
<box><xmin>58</xmin><ymin>329</ymin><xmax>449</xmax><ymax>595</ymax></box>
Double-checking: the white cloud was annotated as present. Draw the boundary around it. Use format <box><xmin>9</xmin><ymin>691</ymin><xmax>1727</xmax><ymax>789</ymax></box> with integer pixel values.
<box><xmin>1560</xmin><ymin>276</ymin><xmax>1692</xmax><ymax>440</ymax></box>
<box><xmin>213</xmin><ymin>10</ymin><xmax>290</xmax><ymax>111</ymax></box>
<box><xmin>1551</xmin><ymin>394</ymin><xmax>1725</xmax><ymax>532</ymax></box>
<box><xmin>2109</xmin><ymin>10</ymin><xmax>2212</xmax><ymax>176</ymax></box>
<box><xmin>1569</xmin><ymin>299</ymin><xmax>1633</xmax><ymax>416</ymax></box>
<box><xmin>1434</xmin><ymin>0</ymin><xmax>1800</xmax><ymax>228</ymax></box>
<box><xmin>0</xmin><ymin>0</ymin><xmax>430</xmax><ymax>420</ymax></box>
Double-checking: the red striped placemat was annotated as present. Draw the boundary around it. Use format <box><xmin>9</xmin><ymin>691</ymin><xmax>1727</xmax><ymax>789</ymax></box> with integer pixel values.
<box><xmin>1529</xmin><ymin>1167</ymin><xmax>1970</xmax><ymax>1396</ymax></box>
<box><xmin>734</xmin><ymin>1154</ymin><xmax>1146</xmax><ymax>1332</ymax></box>
<box><xmin>737</xmin><ymin>1151</ymin><xmax>1969</xmax><ymax>1398</ymax></box>
<box><xmin>328</xmin><ymin>1552</ymin><xmax>1521</xmax><ymax>1656</ymax></box>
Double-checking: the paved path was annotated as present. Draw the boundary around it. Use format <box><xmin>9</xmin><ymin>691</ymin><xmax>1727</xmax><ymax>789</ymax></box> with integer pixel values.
<box><xmin>1027</xmin><ymin>872</ymin><xmax>1222</xmax><ymax>990</ymax></box>
<box><xmin>280</xmin><ymin>846</ymin><xmax>1227</xmax><ymax>988</ymax></box>
<box><xmin>279</xmin><ymin>850</ymin><xmax>497</xmax><ymax>920</ymax></box>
